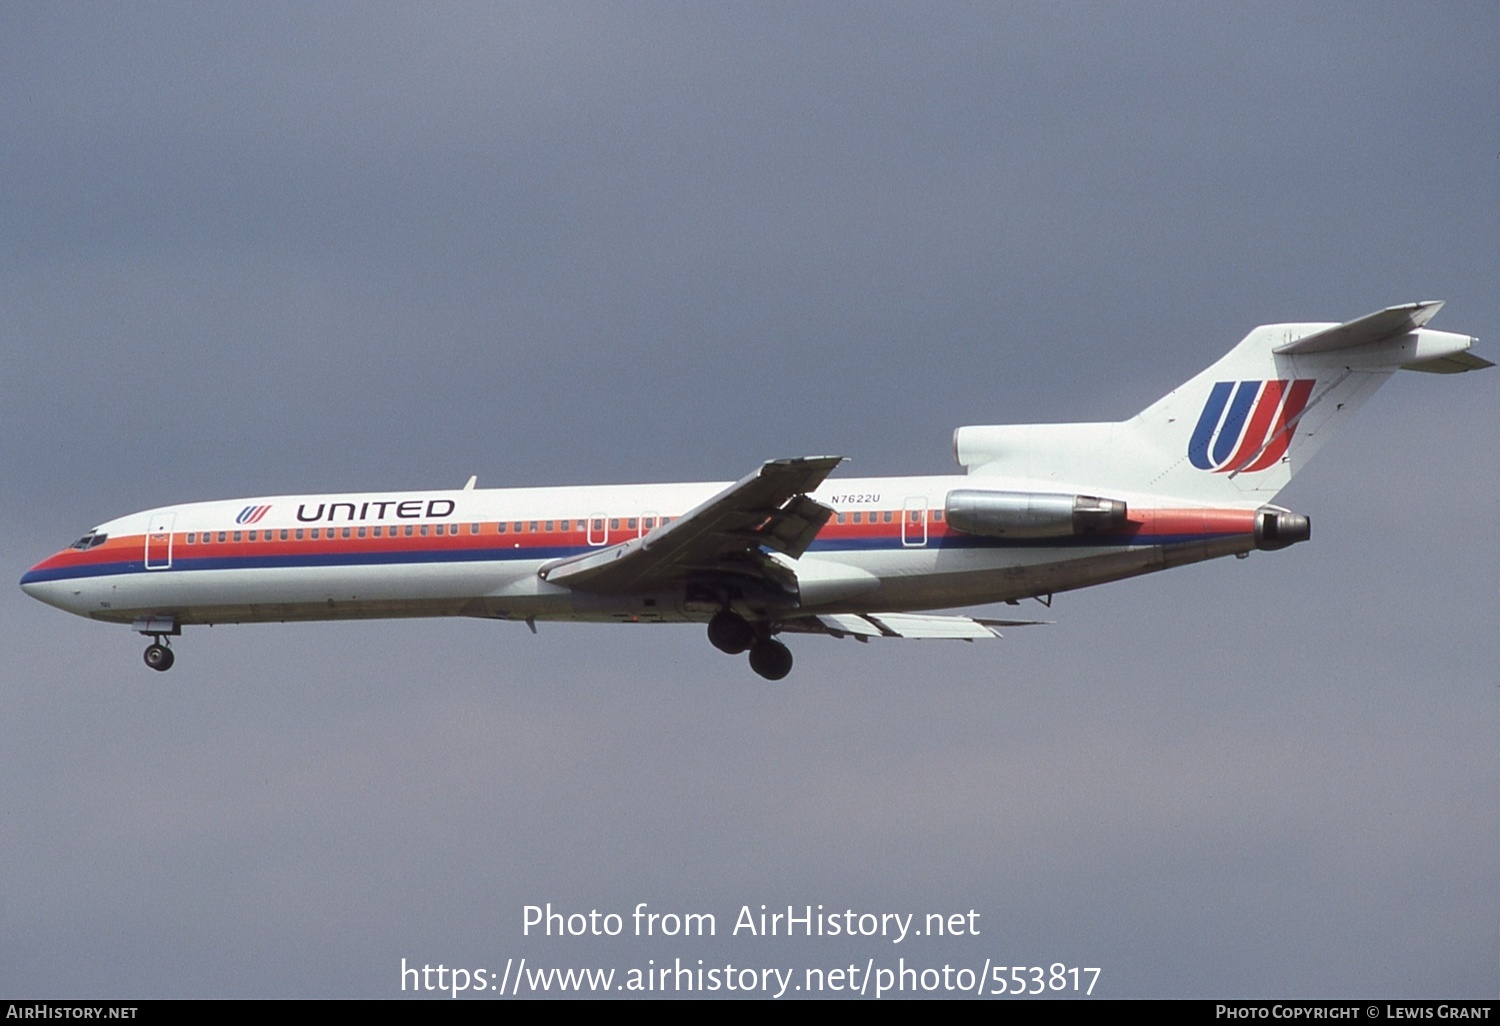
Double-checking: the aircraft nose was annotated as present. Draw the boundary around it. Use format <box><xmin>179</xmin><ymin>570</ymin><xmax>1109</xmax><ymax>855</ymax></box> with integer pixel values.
<box><xmin>19</xmin><ymin>559</ymin><xmax>80</xmax><ymax>612</ymax></box>
<box><xmin>20</xmin><ymin>564</ymin><xmax>46</xmax><ymax>597</ymax></box>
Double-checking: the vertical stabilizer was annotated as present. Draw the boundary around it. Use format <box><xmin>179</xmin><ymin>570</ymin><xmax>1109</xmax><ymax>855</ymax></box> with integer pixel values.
<box><xmin>955</xmin><ymin>303</ymin><xmax>1486</xmax><ymax>505</ymax></box>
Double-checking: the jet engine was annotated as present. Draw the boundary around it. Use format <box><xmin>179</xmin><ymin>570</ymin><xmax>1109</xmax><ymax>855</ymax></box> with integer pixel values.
<box><xmin>1254</xmin><ymin>509</ymin><xmax>1311</xmax><ymax>550</ymax></box>
<box><xmin>944</xmin><ymin>490</ymin><xmax>1128</xmax><ymax>539</ymax></box>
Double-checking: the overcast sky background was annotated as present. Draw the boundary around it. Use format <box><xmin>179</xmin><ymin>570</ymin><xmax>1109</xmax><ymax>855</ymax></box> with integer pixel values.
<box><xmin>1</xmin><ymin>3</ymin><xmax>1495</xmax><ymax>999</ymax></box>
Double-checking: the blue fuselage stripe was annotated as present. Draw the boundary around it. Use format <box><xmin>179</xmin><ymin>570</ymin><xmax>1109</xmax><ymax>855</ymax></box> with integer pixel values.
<box><xmin>21</xmin><ymin>530</ymin><xmax>1251</xmax><ymax>586</ymax></box>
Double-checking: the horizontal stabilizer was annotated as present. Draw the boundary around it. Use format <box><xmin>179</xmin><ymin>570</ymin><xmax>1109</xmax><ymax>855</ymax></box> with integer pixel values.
<box><xmin>1273</xmin><ymin>301</ymin><xmax>1443</xmax><ymax>354</ymax></box>
<box><xmin>1402</xmin><ymin>349</ymin><xmax>1495</xmax><ymax>374</ymax></box>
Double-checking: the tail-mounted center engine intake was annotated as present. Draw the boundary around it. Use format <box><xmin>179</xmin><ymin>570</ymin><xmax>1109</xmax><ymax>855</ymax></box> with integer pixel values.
<box><xmin>1254</xmin><ymin>509</ymin><xmax>1311</xmax><ymax>550</ymax></box>
<box><xmin>945</xmin><ymin>490</ymin><xmax>1128</xmax><ymax>539</ymax></box>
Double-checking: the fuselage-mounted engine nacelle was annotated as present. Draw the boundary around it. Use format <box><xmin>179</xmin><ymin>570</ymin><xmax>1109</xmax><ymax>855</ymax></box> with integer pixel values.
<box><xmin>1254</xmin><ymin>508</ymin><xmax>1310</xmax><ymax>550</ymax></box>
<box><xmin>945</xmin><ymin>489</ymin><xmax>1129</xmax><ymax>539</ymax></box>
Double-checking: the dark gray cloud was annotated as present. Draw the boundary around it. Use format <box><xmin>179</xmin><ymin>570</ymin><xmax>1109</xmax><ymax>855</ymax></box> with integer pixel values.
<box><xmin>2</xmin><ymin>3</ymin><xmax>1494</xmax><ymax>998</ymax></box>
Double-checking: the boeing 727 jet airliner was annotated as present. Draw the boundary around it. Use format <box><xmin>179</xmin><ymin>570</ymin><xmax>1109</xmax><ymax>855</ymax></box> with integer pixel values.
<box><xmin>22</xmin><ymin>302</ymin><xmax>1489</xmax><ymax>679</ymax></box>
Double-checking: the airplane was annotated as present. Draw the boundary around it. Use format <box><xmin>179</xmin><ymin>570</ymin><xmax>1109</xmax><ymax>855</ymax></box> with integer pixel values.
<box><xmin>21</xmin><ymin>301</ymin><xmax>1489</xmax><ymax>680</ymax></box>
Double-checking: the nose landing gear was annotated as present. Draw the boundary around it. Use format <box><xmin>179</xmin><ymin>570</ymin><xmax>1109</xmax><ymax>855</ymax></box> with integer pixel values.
<box><xmin>143</xmin><ymin>639</ymin><xmax>175</xmax><ymax>671</ymax></box>
<box><xmin>133</xmin><ymin>617</ymin><xmax>181</xmax><ymax>672</ymax></box>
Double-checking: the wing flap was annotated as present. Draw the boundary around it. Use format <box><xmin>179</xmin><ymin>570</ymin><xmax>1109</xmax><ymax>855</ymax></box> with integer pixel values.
<box><xmin>539</xmin><ymin>456</ymin><xmax>843</xmax><ymax>593</ymax></box>
<box><xmin>760</xmin><ymin>493</ymin><xmax>835</xmax><ymax>558</ymax></box>
<box><xmin>868</xmin><ymin>613</ymin><xmax>1004</xmax><ymax>639</ymax></box>
<box><xmin>793</xmin><ymin>612</ymin><xmax>1049</xmax><ymax>640</ymax></box>
<box><xmin>813</xmin><ymin>614</ymin><xmax>885</xmax><ymax>637</ymax></box>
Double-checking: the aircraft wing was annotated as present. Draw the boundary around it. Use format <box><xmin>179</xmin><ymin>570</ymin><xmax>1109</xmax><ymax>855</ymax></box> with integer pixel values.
<box><xmin>781</xmin><ymin>612</ymin><xmax>1050</xmax><ymax>640</ymax></box>
<box><xmin>537</xmin><ymin>456</ymin><xmax>843</xmax><ymax>594</ymax></box>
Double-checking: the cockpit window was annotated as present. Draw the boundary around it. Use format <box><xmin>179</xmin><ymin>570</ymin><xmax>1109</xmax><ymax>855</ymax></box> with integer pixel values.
<box><xmin>69</xmin><ymin>531</ymin><xmax>108</xmax><ymax>551</ymax></box>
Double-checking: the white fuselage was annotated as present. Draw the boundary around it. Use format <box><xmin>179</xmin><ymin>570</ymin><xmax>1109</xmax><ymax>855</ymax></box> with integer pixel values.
<box><xmin>21</xmin><ymin>472</ymin><xmax>1264</xmax><ymax>630</ymax></box>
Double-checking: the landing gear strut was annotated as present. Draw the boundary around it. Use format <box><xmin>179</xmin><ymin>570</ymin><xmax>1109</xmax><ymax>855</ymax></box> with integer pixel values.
<box><xmin>143</xmin><ymin>639</ymin><xmax>175</xmax><ymax>672</ymax></box>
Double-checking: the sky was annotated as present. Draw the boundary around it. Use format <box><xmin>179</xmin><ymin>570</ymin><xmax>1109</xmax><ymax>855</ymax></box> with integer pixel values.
<box><xmin>1</xmin><ymin>2</ymin><xmax>1495</xmax><ymax>1000</ymax></box>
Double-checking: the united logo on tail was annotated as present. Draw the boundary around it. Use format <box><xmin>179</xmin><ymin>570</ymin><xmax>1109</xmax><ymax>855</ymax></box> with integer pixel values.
<box><xmin>1187</xmin><ymin>379</ymin><xmax>1314</xmax><ymax>473</ymax></box>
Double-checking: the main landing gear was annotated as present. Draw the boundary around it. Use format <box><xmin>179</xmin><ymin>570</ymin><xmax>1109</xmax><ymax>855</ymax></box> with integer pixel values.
<box><xmin>747</xmin><ymin>637</ymin><xmax>793</xmax><ymax>681</ymax></box>
<box><xmin>706</xmin><ymin>610</ymin><xmax>793</xmax><ymax>681</ymax></box>
<box><xmin>143</xmin><ymin>639</ymin><xmax>175</xmax><ymax>672</ymax></box>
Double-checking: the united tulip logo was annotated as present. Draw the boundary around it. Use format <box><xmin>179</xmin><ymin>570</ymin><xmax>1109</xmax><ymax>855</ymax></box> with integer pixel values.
<box><xmin>236</xmin><ymin>504</ymin><xmax>272</xmax><ymax>524</ymax></box>
<box><xmin>1188</xmin><ymin>380</ymin><xmax>1314</xmax><ymax>473</ymax></box>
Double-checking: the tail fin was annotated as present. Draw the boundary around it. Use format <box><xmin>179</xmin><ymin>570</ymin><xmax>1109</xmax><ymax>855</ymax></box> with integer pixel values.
<box><xmin>954</xmin><ymin>302</ymin><xmax>1488</xmax><ymax>505</ymax></box>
